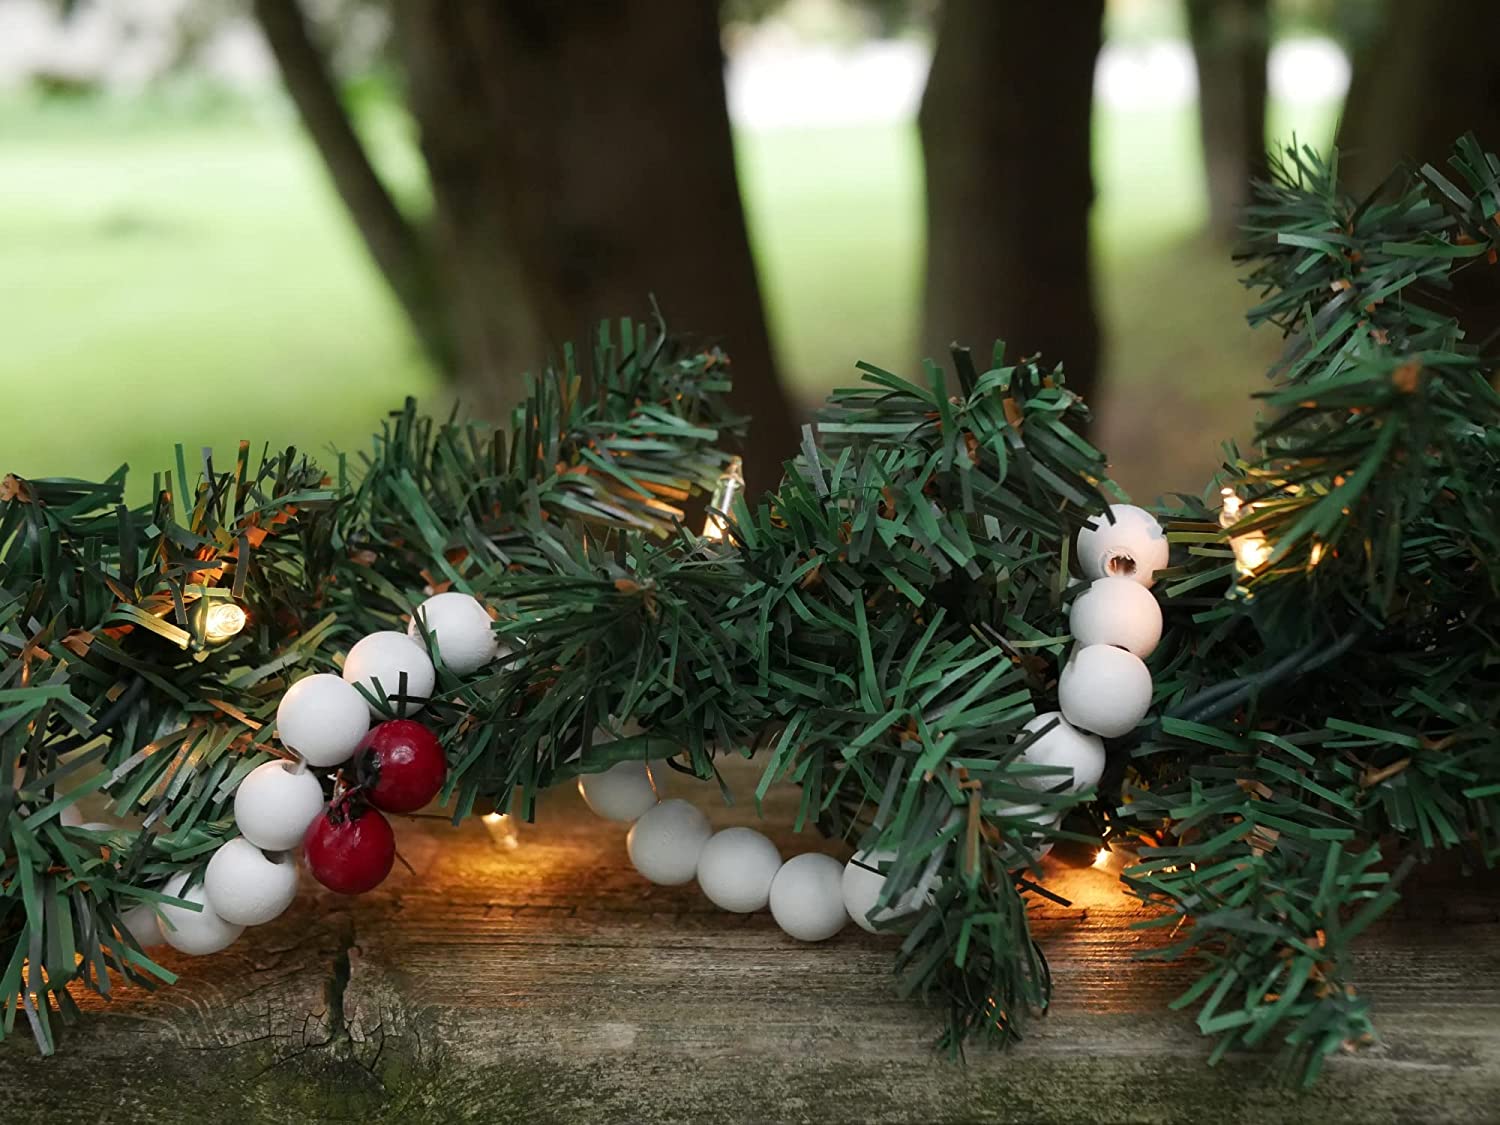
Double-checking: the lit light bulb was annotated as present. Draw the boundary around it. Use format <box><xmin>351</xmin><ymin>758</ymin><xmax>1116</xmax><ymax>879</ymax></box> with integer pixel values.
<box><xmin>482</xmin><ymin>811</ymin><xmax>519</xmax><ymax>851</ymax></box>
<box><xmin>701</xmin><ymin>456</ymin><xmax>745</xmax><ymax>542</ymax></box>
<box><xmin>1092</xmin><ymin>848</ymin><xmax>1110</xmax><ymax>869</ymax></box>
<box><xmin>1219</xmin><ymin>487</ymin><xmax>1273</xmax><ymax>577</ymax></box>
<box><xmin>203</xmin><ymin>602</ymin><xmax>248</xmax><ymax>643</ymax></box>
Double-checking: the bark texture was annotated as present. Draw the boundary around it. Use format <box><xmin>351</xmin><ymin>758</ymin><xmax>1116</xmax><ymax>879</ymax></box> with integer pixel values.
<box><xmin>918</xmin><ymin>0</ymin><xmax>1105</xmax><ymax>409</ymax></box>
<box><xmin>392</xmin><ymin>2</ymin><xmax>799</xmax><ymax>491</ymax></box>
<box><xmin>252</xmin><ymin>0</ymin><xmax>454</xmax><ymax>375</ymax></box>
<box><xmin>1186</xmin><ymin>0</ymin><xmax>1269</xmax><ymax>241</ymax></box>
<box><xmin>1338</xmin><ymin>0</ymin><xmax>1500</xmax><ymax>194</ymax></box>
<box><xmin>254</xmin><ymin>1</ymin><xmax>800</xmax><ymax>481</ymax></box>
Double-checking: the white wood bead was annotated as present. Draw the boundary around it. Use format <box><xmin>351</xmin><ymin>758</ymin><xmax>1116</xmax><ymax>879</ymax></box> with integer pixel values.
<box><xmin>1069</xmin><ymin>576</ymin><xmax>1163</xmax><ymax>658</ymax></box>
<box><xmin>342</xmin><ymin>631</ymin><xmax>435</xmax><ymax>717</ymax></box>
<box><xmin>408</xmin><ymin>592</ymin><xmax>500</xmax><ymax>676</ymax></box>
<box><xmin>203</xmin><ymin>838</ymin><xmax>299</xmax><ymax>926</ymax></box>
<box><xmin>1058</xmin><ymin>645</ymin><xmax>1153</xmax><ymax>738</ymax></box>
<box><xmin>1076</xmin><ymin>504</ymin><xmax>1169</xmax><ymax>588</ymax></box>
<box><xmin>276</xmin><ymin>673</ymin><xmax>369</xmax><ymax>767</ymax></box>
<box><xmin>769</xmin><ymin>853</ymin><xmax>847</xmax><ymax>942</ymax></box>
<box><xmin>156</xmin><ymin>873</ymin><xmax>244</xmax><ymax>956</ymax></box>
<box><xmin>626</xmin><ymin>799</ymin><xmax>712</xmax><ymax>885</ymax></box>
<box><xmin>841</xmin><ymin>849</ymin><xmax>922</xmax><ymax>934</ymax></box>
<box><xmin>696</xmin><ymin>827</ymin><xmax>783</xmax><ymax>913</ymax></box>
<box><xmin>1015</xmin><ymin>711</ymin><xmax>1106</xmax><ymax>793</ymax></box>
<box><xmin>234</xmin><ymin>759</ymin><xmax>326</xmax><ymax>852</ymax></box>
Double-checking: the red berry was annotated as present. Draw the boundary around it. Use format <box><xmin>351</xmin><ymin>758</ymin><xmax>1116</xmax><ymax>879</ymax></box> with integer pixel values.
<box><xmin>304</xmin><ymin>801</ymin><xmax>395</xmax><ymax>895</ymax></box>
<box><xmin>354</xmin><ymin>719</ymin><xmax>447</xmax><ymax>813</ymax></box>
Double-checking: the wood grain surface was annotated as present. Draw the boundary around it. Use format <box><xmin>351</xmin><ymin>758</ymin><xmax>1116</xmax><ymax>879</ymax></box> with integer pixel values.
<box><xmin>5</xmin><ymin>756</ymin><xmax>1499</xmax><ymax>1124</ymax></box>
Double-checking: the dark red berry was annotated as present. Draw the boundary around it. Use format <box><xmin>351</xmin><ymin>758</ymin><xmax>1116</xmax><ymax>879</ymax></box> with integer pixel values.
<box><xmin>354</xmin><ymin>719</ymin><xmax>447</xmax><ymax>813</ymax></box>
<box><xmin>304</xmin><ymin>801</ymin><xmax>395</xmax><ymax>895</ymax></box>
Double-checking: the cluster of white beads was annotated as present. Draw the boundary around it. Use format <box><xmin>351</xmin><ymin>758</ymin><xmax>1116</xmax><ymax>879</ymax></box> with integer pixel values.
<box><xmin>586</xmin><ymin>730</ymin><xmax>921</xmax><ymax>941</ymax></box>
<box><xmin>1005</xmin><ymin>503</ymin><xmax>1166</xmax><ymax>813</ymax></box>
<box><xmin>149</xmin><ymin>591</ymin><xmax>498</xmax><ymax>956</ymax></box>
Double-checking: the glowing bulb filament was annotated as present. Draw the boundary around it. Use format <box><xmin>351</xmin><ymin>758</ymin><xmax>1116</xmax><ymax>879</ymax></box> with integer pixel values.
<box><xmin>483</xmin><ymin>811</ymin><xmax>519</xmax><ymax>850</ymax></box>
<box><xmin>1219</xmin><ymin>488</ymin><xmax>1273</xmax><ymax>577</ymax></box>
<box><xmin>701</xmin><ymin>456</ymin><xmax>745</xmax><ymax>542</ymax></box>
<box><xmin>203</xmin><ymin>602</ymin><xmax>248</xmax><ymax>643</ymax></box>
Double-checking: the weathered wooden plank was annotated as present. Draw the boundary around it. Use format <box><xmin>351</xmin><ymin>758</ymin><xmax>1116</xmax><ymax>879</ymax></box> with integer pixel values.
<box><xmin>5</xmin><ymin>757</ymin><xmax>1499</xmax><ymax>1124</ymax></box>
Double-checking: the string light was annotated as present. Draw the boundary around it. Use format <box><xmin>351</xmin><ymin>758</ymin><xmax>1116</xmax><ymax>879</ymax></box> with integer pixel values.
<box><xmin>1219</xmin><ymin>487</ymin><xmax>1272</xmax><ymax>577</ymax></box>
<box><xmin>701</xmin><ymin>456</ymin><xmax>745</xmax><ymax>542</ymax></box>
<box><xmin>202</xmin><ymin>601</ymin><xmax>248</xmax><ymax>643</ymax></box>
<box><xmin>1092</xmin><ymin>848</ymin><xmax>1110</xmax><ymax>869</ymax></box>
<box><xmin>482</xmin><ymin>811</ymin><xmax>519</xmax><ymax>851</ymax></box>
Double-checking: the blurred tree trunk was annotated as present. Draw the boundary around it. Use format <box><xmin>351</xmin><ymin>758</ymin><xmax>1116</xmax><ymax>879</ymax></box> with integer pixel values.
<box><xmin>1338</xmin><ymin>0</ymin><xmax>1500</xmax><ymax>194</ymax></box>
<box><xmin>918</xmin><ymin>0</ymin><xmax>1105</xmax><ymax>410</ymax></box>
<box><xmin>1185</xmin><ymin>0</ymin><xmax>1268</xmax><ymax>241</ymax></box>
<box><xmin>254</xmin><ymin>1</ymin><xmax>798</xmax><ymax>488</ymax></box>
<box><xmin>252</xmin><ymin>0</ymin><xmax>458</xmax><ymax>377</ymax></box>
<box><xmin>391</xmin><ymin>3</ymin><xmax>798</xmax><ymax>492</ymax></box>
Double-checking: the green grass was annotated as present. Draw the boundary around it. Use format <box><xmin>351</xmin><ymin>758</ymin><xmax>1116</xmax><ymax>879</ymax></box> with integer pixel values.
<box><xmin>0</xmin><ymin>89</ymin><xmax>1338</xmax><ymax>499</ymax></box>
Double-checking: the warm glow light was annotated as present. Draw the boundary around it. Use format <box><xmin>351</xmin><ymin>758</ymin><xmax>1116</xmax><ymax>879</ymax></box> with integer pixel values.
<box><xmin>1219</xmin><ymin>488</ymin><xmax>1274</xmax><ymax>577</ymax></box>
<box><xmin>1217</xmin><ymin>487</ymin><xmax>1242</xmax><ymax>528</ymax></box>
<box><xmin>1232</xmin><ymin>532</ymin><xmax>1273</xmax><ymax>574</ymax></box>
<box><xmin>203</xmin><ymin>602</ymin><xmax>248</xmax><ymax>643</ymax></box>
<box><xmin>1092</xmin><ymin>848</ymin><xmax>1110</xmax><ymax>869</ymax></box>
<box><xmin>1308</xmin><ymin>541</ymin><xmax>1326</xmax><ymax>568</ymax></box>
<box><xmin>701</xmin><ymin>456</ymin><xmax>745</xmax><ymax>542</ymax></box>
<box><xmin>482</xmin><ymin>811</ymin><xmax>519</xmax><ymax>850</ymax></box>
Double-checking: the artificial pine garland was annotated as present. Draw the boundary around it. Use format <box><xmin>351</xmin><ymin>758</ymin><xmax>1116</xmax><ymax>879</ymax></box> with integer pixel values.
<box><xmin>3</xmin><ymin>136</ymin><xmax>1498</xmax><ymax>1085</ymax></box>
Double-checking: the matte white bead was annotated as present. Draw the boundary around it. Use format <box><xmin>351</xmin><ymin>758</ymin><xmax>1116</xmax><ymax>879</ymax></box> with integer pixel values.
<box><xmin>991</xmin><ymin>800</ymin><xmax>1059</xmax><ymax>862</ymax></box>
<box><xmin>696</xmin><ymin>827</ymin><xmax>783</xmax><ymax>913</ymax></box>
<box><xmin>841</xmin><ymin>849</ymin><xmax>921</xmax><ymax>934</ymax></box>
<box><xmin>120</xmin><ymin>903</ymin><xmax>166</xmax><ymax>949</ymax></box>
<box><xmin>234</xmin><ymin>759</ymin><xmax>326</xmax><ymax>852</ymax></box>
<box><xmin>203</xmin><ymin>838</ymin><xmax>299</xmax><ymax>926</ymax></box>
<box><xmin>342</xmin><ymin>631</ymin><xmax>435</xmax><ymax>717</ymax></box>
<box><xmin>1069</xmin><ymin>576</ymin><xmax>1163</xmax><ymax>658</ymax></box>
<box><xmin>626</xmin><ymin>799</ymin><xmax>712</xmax><ymax>885</ymax></box>
<box><xmin>769</xmin><ymin>853</ymin><xmax>847</xmax><ymax>942</ymax></box>
<box><xmin>276</xmin><ymin>673</ymin><xmax>369</xmax><ymax>767</ymax></box>
<box><xmin>1076</xmin><ymin>503</ymin><xmax>1169</xmax><ymax>588</ymax></box>
<box><xmin>156</xmin><ymin>873</ymin><xmax>244</xmax><ymax>956</ymax></box>
<box><xmin>1015</xmin><ymin>712</ymin><xmax>1106</xmax><ymax>793</ymax></box>
<box><xmin>408</xmin><ymin>592</ymin><xmax>499</xmax><ymax>676</ymax></box>
<box><xmin>1058</xmin><ymin>645</ymin><xmax>1153</xmax><ymax>738</ymax></box>
<box><xmin>578</xmin><ymin>759</ymin><xmax>660</xmax><ymax>822</ymax></box>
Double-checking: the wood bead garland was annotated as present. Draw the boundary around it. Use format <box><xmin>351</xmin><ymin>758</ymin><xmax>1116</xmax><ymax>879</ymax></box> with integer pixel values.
<box><xmin>408</xmin><ymin>591</ymin><xmax>500</xmax><ymax>676</ymax></box>
<box><xmin>579</xmin><ymin>759</ymin><xmax>661</xmax><ymax>823</ymax></box>
<box><xmin>769</xmin><ymin>853</ymin><xmax>847</xmax><ymax>942</ymax></box>
<box><xmin>156</xmin><ymin>873</ymin><xmax>244</xmax><ymax>956</ymax></box>
<box><xmin>1058</xmin><ymin>644</ymin><xmax>1153</xmax><ymax>738</ymax></box>
<box><xmin>1014</xmin><ymin>712</ymin><xmax>1105</xmax><ymax>793</ymax></box>
<box><xmin>1069</xmin><ymin>576</ymin><xmax>1162</xmax><ymax>658</ymax></box>
<box><xmin>696</xmin><ymin>827</ymin><xmax>783</xmax><ymax>913</ymax></box>
<box><xmin>203</xmin><ymin>838</ymin><xmax>299</xmax><ymax>926</ymax></box>
<box><xmin>342</xmin><ymin>631</ymin><xmax>435</xmax><ymax>717</ymax></box>
<box><xmin>841</xmin><ymin>849</ymin><xmax>921</xmax><ymax>934</ymax></box>
<box><xmin>627</xmin><ymin>799</ymin><xmax>712</xmax><ymax>885</ymax></box>
<box><xmin>1076</xmin><ymin>503</ymin><xmax>1169</xmax><ymax>588</ymax></box>
<box><xmin>234</xmin><ymin>759</ymin><xmax>327</xmax><ymax>852</ymax></box>
<box><xmin>276</xmin><ymin>673</ymin><xmax>369</xmax><ymax>768</ymax></box>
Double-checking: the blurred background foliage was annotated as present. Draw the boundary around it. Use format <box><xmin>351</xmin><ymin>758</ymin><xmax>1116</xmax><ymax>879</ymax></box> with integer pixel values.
<box><xmin>3</xmin><ymin>0</ymin><xmax>1493</xmax><ymax>500</ymax></box>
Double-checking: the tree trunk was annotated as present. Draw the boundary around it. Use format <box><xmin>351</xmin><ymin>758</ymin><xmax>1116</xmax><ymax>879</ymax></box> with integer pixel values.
<box><xmin>392</xmin><ymin>3</ymin><xmax>800</xmax><ymax>494</ymax></box>
<box><xmin>918</xmin><ymin>0</ymin><xmax>1105</xmax><ymax>410</ymax></box>
<box><xmin>251</xmin><ymin>0</ymin><xmax>455</xmax><ymax>376</ymax></box>
<box><xmin>1186</xmin><ymin>0</ymin><xmax>1268</xmax><ymax>241</ymax></box>
<box><xmin>1338</xmin><ymin>0</ymin><xmax>1500</xmax><ymax>195</ymax></box>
